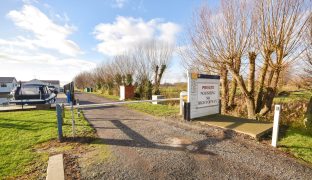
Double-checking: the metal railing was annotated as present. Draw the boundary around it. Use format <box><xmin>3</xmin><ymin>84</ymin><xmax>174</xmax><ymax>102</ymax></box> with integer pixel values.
<box><xmin>64</xmin><ymin>98</ymin><xmax>180</xmax><ymax>109</ymax></box>
<box><xmin>56</xmin><ymin>95</ymin><xmax>187</xmax><ymax>142</ymax></box>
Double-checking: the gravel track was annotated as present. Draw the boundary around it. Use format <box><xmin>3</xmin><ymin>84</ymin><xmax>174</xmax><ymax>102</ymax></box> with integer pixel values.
<box><xmin>76</xmin><ymin>93</ymin><xmax>312</xmax><ymax>180</ymax></box>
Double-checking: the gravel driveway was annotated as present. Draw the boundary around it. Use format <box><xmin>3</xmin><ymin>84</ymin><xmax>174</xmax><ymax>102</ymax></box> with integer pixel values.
<box><xmin>75</xmin><ymin>92</ymin><xmax>312</xmax><ymax>180</ymax></box>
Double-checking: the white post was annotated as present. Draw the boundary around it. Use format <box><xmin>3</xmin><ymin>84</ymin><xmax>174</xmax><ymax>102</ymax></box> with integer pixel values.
<box><xmin>120</xmin><ymin>86</ymin><xmax>125</xmax><ymax>101</ymax></box>
<box><xmin>272</xmin><ymin>105</ymin><xmax>281</xmax><ymax>147</ymax></box>
<box><xmin>180</xmin><ymin>91</ymin><xmax>187</xmax><ymax>115</ymax></box>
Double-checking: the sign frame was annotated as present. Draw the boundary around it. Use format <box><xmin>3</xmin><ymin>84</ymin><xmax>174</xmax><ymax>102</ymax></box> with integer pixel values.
<box><xmin>187</xmin><ymin>71</ymin><xmax>220</xmax><ymax>119</ymax></box>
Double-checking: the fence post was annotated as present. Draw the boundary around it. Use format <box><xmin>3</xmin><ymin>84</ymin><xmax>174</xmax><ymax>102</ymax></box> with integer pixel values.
<box><xmin>61</xmin><ymin>103</ymin><xmax>65</xmax><ymax>118</ymax></box>
<box><xmin>184</xmin><ymin>102</ymin><xmax>191</xmax><ymax>121</ymax></box>
<box><xmin>77</xmin><ymin>99</ymin><xmax>80</xmax><ymax>117</ymax></box>
<box><xmin>56</xmin><ymin>104</ymin><xmax>63</xmax><ymax>142</ymax></box>
<box><xmin>180</xmin><ymin>91</ymin><xmax>187</xmax><ymax>115</ymax></box>
<box><xmin>70</xmin><ymin>102</ymin><xmax>76</xmax><ymax>138</ymax></box>
<box><xmin>272</xmin><ymin>105</ymin><xmax>281</xmax><ymax>147</ymax></box>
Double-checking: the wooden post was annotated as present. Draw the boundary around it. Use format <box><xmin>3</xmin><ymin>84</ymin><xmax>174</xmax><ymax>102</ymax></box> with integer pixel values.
<box><xmin>56</xmin><ymin>104</ymin><xmax>63</xmax><ymax>142</ymax></box>
<box><xmin>272</xmin><ymin>105</ymin><xmax>281</xmax><ymax>147</ymax></box>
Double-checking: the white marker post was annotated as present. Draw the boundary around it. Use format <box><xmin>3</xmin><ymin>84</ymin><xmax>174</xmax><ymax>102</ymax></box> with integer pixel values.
<box><xmin>179</xmin><ymin>91</ymin><xmax>187</xmax><ymax>115</ymax></box>
<box><xmin>272</xmin><ymin>105</ymin><xmax>281</xmax><ymax>147</ymax></box>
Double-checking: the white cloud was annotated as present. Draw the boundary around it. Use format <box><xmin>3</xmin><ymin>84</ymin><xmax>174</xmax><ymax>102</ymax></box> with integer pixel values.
<box><xmin>0</xmin><ymin>5</ymin><xmax>94</xmax><ymax>83</ymax></box>
<box><xmin>94</xmin><ymin>16</ymin><xmax>180</xmax><ymax>56</ymax></box>
<box><xmin>7</xmin><ymin>5</ymin><xmax>81</xmax><ymax>56</ymax></box>
<box><xmin>112</xmin><ymin>0</ymin><xmax>127</xmax><ymax>8</ymax></box>
<box><xmin>0</xmin><ymin>51</ymin><xmax>96</xmax><ymax>83</ymax></box>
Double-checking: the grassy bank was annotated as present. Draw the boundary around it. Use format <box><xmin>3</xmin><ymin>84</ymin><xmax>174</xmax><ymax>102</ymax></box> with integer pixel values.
<box><xmin>279</xmin><ymin>128</ymin><xmax>312</xmax><ymax>164</ymax></box>
<box><xmin>0</xmin><ymin>109</ymin><xmax>94</xmax><ymax>179</ymax></box>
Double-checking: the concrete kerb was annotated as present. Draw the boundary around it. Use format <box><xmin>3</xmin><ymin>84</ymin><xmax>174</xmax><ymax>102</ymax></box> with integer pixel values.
<box><xmin>46</xmin><ymin>154</ymin><xmax>65</xmax><ymax>180</ymax></box>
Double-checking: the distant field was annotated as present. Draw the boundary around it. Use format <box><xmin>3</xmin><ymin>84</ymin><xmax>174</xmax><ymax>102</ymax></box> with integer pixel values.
<box><xmin>0</xmin><ymin>109</ymin><xmax>94</xmax><ymax>179</ymax></box>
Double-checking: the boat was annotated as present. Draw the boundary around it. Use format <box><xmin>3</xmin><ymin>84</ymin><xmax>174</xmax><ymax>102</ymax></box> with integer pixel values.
<box><xmin>10</xmin><ymin>83</ymin><xmax>57</xmax><ymax>105</ymax></box>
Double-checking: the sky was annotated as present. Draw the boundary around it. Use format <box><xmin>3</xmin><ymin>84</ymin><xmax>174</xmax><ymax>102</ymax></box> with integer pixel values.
<box><xmin>0</xmin><ymin>0</ymin><xmax>219</xmax><ymax>85</ymax></box>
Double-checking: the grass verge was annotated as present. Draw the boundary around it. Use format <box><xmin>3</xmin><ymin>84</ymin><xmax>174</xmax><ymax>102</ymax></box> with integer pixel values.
<box><xmin>126</xmin><ymin>102</ymin><xmax>179</xmax><ymax>117</ymax></box>
<box><xmin>0</xmin><ymin>109</ymin><xmax>94</xmax><ymax>179</ymax></box>
<box><xmin>279</xmin><ymin>127</ymin><xmax>312</xmax><ymax>164</ymax></box>
<box><xmin>90</xmin><ymin>91</ymin><xmax>119</xmax><ymax>101</ymax></box>
<box><xmin>90</xmin><ymin>92</ymin><xmax>180</xmax><ymax>117</ymax></box>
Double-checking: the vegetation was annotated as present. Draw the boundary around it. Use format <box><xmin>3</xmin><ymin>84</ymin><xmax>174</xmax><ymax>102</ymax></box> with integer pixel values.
<box><xmin>91</xmin><ymin>91</ymin><xmax>119</xmax><ymax>100</ymax></box>
<box><xmin>181</xmin><ymin>0</ymin><xmax>310</xmax><ymax>119</ymax></box>
<box><xmin>274</xmin><ymin>91</ymin><xmax>312</xmax><ymax>103</ymax></box>
<box><xmin>0</xmin><ymin>109</ymin><xmax>94</xmax><ymax>179</ymax></box>
<box><xmin>126</xmin><ymin>103</ymin><xmax>179</xmax><ymax>117</ymax></box>
<box><xmin>74</xmin><ymin>39</ymin><xmax>174</xmax><ymax>99</ymax></box>
<box><xmin>280</xmin><ymin>128</ymin><xmax>312</xmax><ymax>164</ymax></box>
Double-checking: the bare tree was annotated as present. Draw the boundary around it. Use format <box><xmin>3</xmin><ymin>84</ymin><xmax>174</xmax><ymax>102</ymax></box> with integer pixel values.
<box><xmin>302</xmin><ymin>14</ymin><xmax>312</xmax><ymax>88</ymax></box>
<box><xmin>180</xmin><ymin>5</ymin><xmax>231</xmax><ymax>114</ymax></box>
<box><xmin>255</xmin><ymin>0</ymin><xmax>310</xmax><ymax>115</ymax></box>
<box><xmin>133</xmin><ymin>39</ymin><xmax>174</xmax><ymax>95</ymax></box>
<box><xmin>74</xmin><ymin>71</ymin><xmax>93</xmax><ymax>90</ymax></box>
<box><xmin>182</xmin><ymin>0</ymin><xmax>309</xmax><ymax>118</ymax></box>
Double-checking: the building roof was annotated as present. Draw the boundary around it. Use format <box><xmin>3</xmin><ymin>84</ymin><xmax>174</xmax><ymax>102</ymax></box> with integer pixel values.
<box><xmin>41</xmin><ymin>80</ymin><xmax>60</xmax><ymax>85</ymax></box>
<box><xmin>23</xmin><ymin>79</ymin><xmax>60</xmax><ymax>86</ymax></box>
<box><xmin>0</xmin><ymin>77</ymin><xmax>16</xmax><ymax>83</ymax></box>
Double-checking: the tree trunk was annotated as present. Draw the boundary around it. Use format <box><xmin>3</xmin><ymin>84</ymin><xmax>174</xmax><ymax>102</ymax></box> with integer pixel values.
<box><xmin>266</xmin><ymin>66</ymin><xmax>274</xmax><ymax>87</ymax></box>
<box><xmin>246</xmin><ymin>95</ymin><xmax>256</xmax><ymax>119</ymax></box>
<box><xmin>228</xmin><ymin>78</ymin><xmax>237</xmax><ymax>108</ymax></box>
<box><xmin>271</xmin><ymin>68</ymin><xmax>281</xmax><ymax>92</ymax></box>
<box><xmin>247</xmin><ymin>52</ymin><xmax>256</xmax><ymax>95</ymax></box>
<box><xmin>153</xmin><ymin>65</ymin><xmax>159</xmax><ymax>95</ymax></box>
<box><xmin>259</xmin><ymin>87</ymin><xmax>275</xmax><ymax>115</ymax></box>
<box><xmin>227</xmin><ymin>61</ymin><xmax>256</xmax><ymax>119</ymax></box>
<box><xmin>154</xmin><ymin>65</ymin><xmax>166</xmax><ymax>95</ymax></box>
<box><xmin>220</xmin><ymin>66</ymin><xmax>229</xmax><ymax>114</ymax></box>
<box><xmin>228</xmin><ymin>57</ymin><xmax>241</xmax><ymax>108</ymax></box>
<box><xmin>255</xmin><ymin>61</ymin><xmax>269</xmax><ymax>113</ymax></box>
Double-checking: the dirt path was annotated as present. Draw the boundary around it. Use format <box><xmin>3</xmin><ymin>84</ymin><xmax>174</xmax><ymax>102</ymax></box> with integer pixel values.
<box><xmin>75</xmin><ymin>92</ymin><xmax>312</xmax><ymax>180</ymax></box>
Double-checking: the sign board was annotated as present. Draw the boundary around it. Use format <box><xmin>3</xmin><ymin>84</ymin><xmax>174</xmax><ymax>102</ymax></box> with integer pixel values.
<box><xmin>187</xmin><ymin>72</ymin><xmax>220</xmax><ymax>119</ymax></box>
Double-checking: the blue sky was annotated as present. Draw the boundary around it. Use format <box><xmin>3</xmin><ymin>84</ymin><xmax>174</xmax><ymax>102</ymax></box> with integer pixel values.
<box><xmin>0</xmin><ymin>0</ymin><xmax>219</xmax><ymax>85</ymax></box>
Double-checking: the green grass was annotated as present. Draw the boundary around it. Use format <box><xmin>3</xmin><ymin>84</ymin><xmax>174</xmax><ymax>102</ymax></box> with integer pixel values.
<box><xmin>0</xmin><ymin>109</ymin><xmax>94</xmax><ymax>179</ymax></box>
<box><xmin>89</xmin><ymin>92</ymin><xmax>180</xmax><ymax>117</ymax></box>
<box><xmin>274</xmin><ymin>90</ymin><xmax>312</xmax><ymax>103</ymax></box>
<box><xmin>126</xmin><ymin>102</ymin><xmax>179</xmax><ymax>117</ymax></box>
<box><xmin>90</xmin><ymin>91</ymin><xmax>119</xmax><ymax>100</ymax></box>
<box><xmin>279</xmin><ymin>128</ymin><xmax>312</xmax><ymax>164</ymax></box>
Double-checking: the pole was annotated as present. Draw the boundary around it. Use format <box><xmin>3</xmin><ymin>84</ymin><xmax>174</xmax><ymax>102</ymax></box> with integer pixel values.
<box><xmin>179</xmin><ymin>91</ymin><xmax>187</xmax><ymax>115</ymax></box>
<box><xmin>76</xmin><ymin>99</ymin><xmax>80</xmax><ymax>117</ymax></box>
<box><xmin>272</xmin><ymin>105</ymin><xmax>281</xmax><ymax>147</ymax></box>
<box><xmin>61</xmin><ymin>103</ymin><xmax>65</xmax><ymax>119</ymax></box>
<box><xmin>70</xmin><ymin>102</ymin><xmax>75</xmax><ymax>138</ymax></box>
<box><xmin>56</xmin><ymin>104</ymin><xmax>63</xmax><ymax>142</ymax></box>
